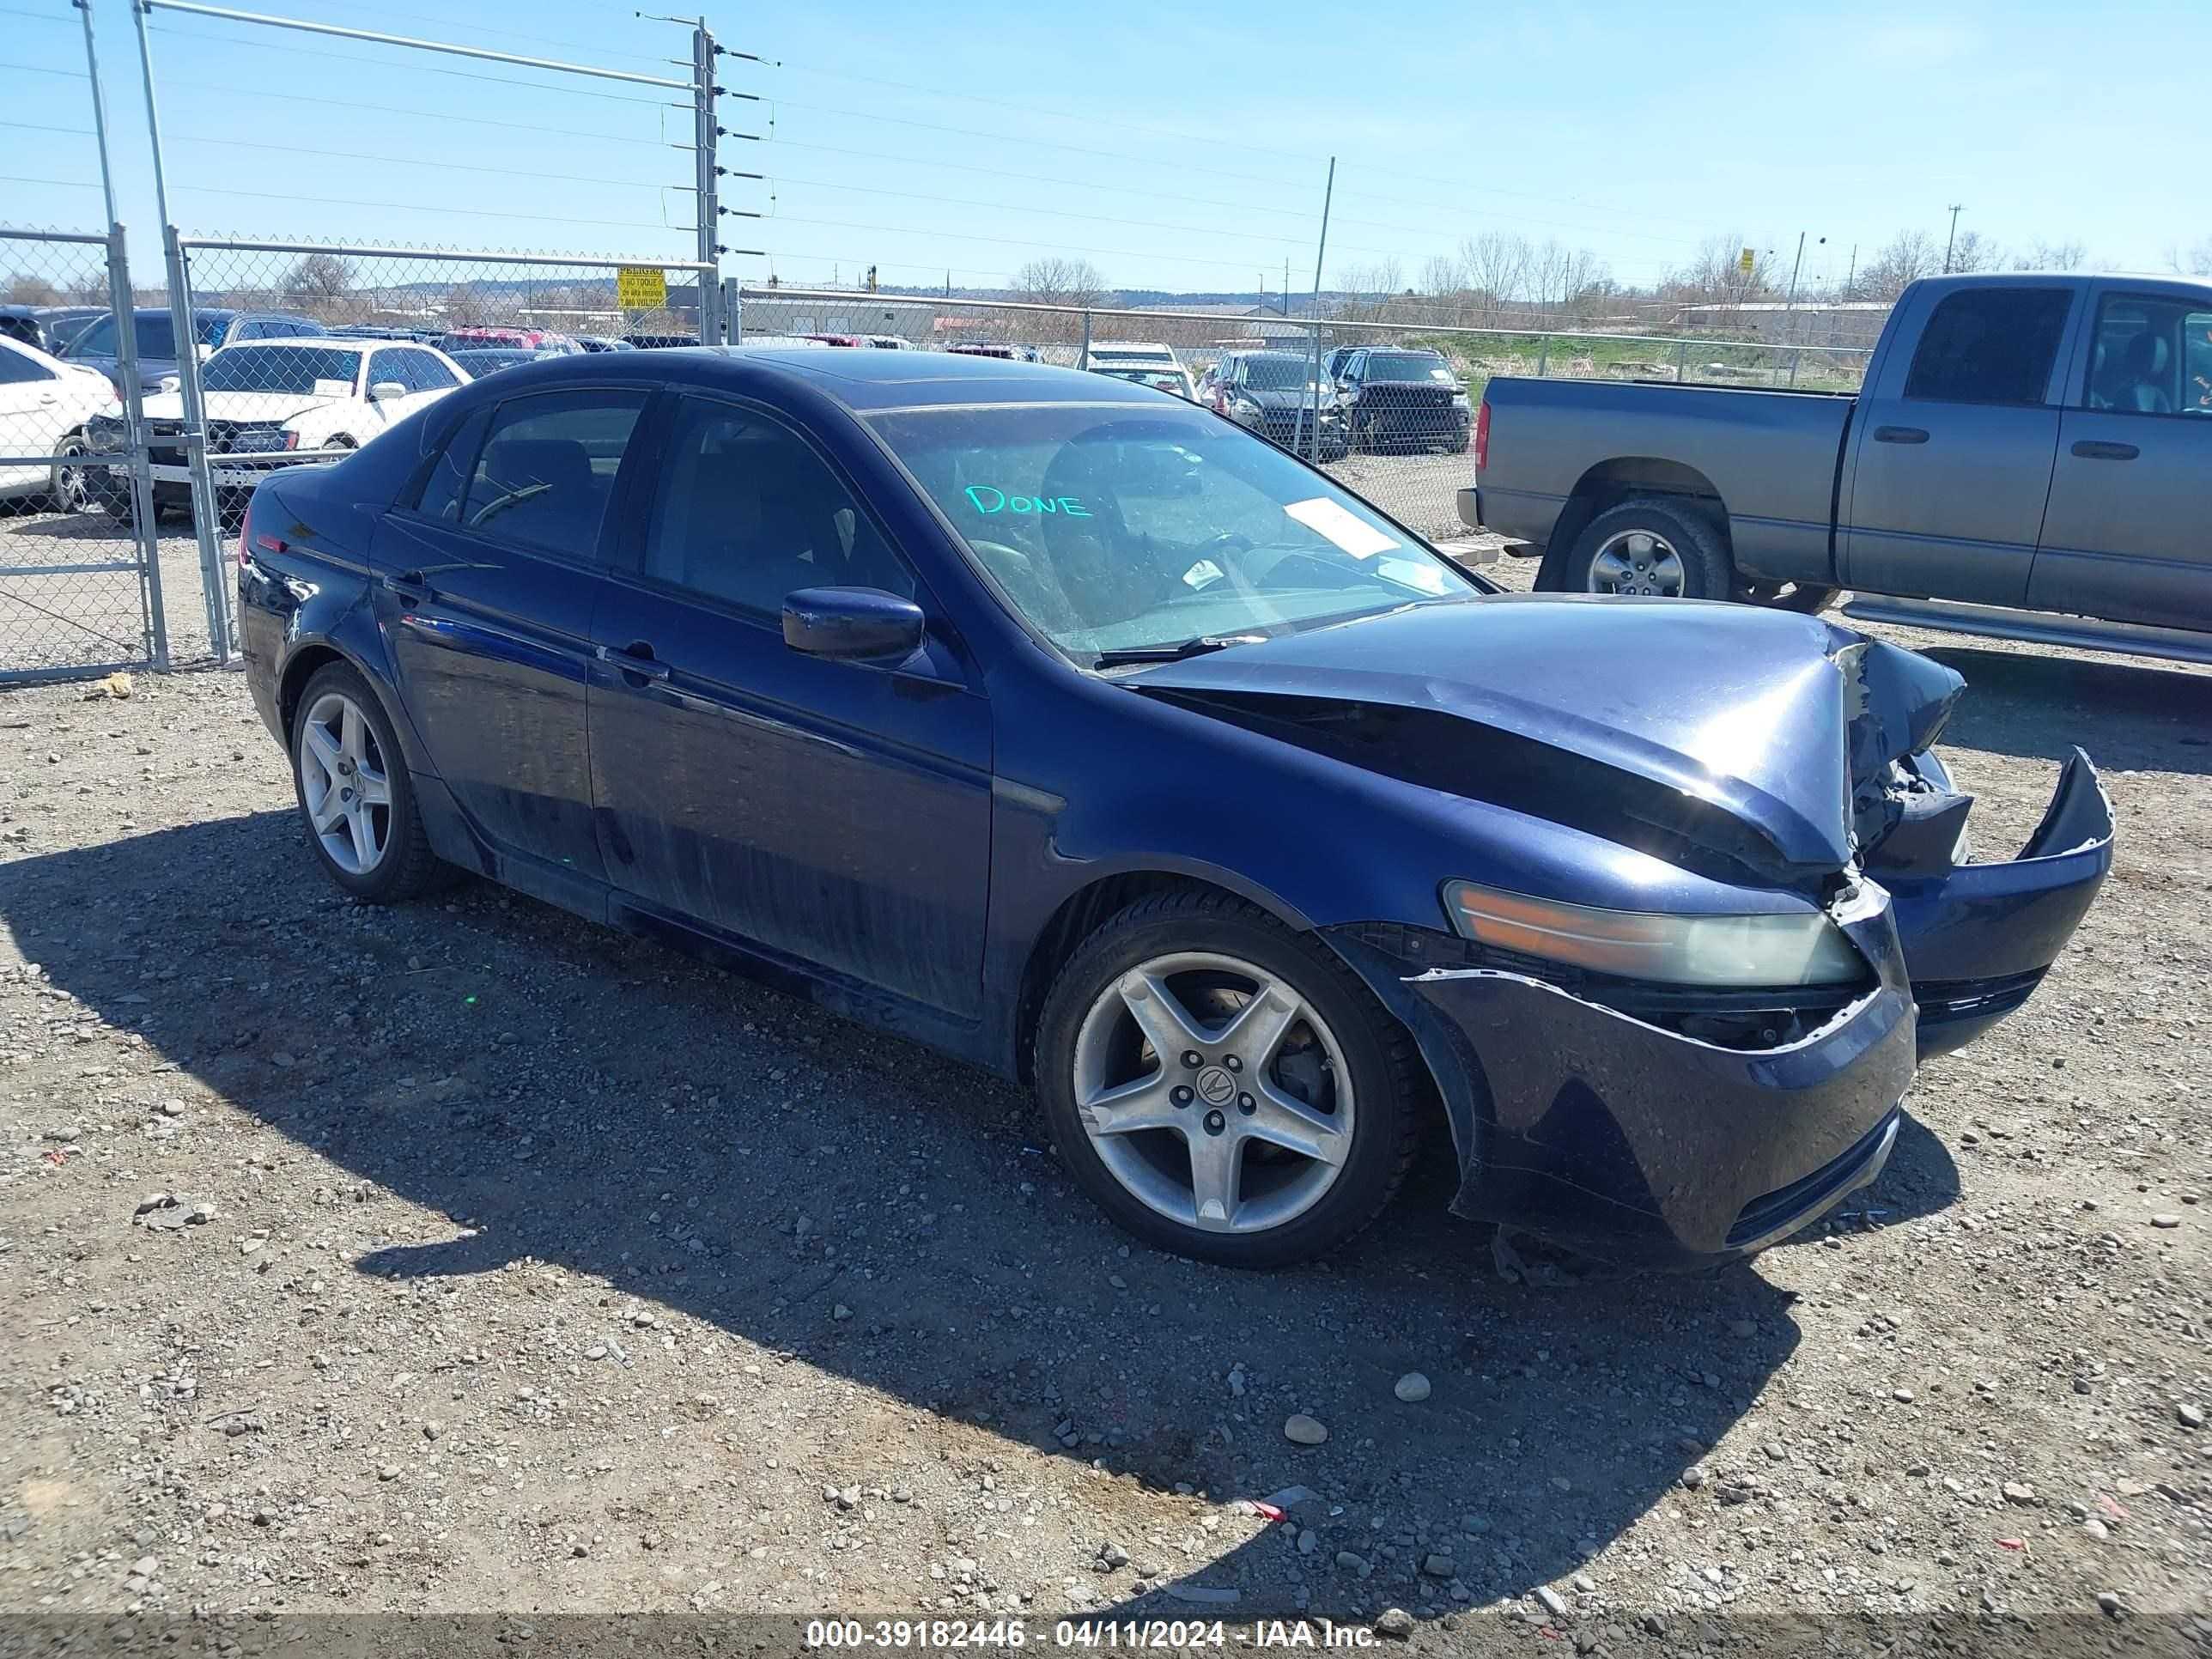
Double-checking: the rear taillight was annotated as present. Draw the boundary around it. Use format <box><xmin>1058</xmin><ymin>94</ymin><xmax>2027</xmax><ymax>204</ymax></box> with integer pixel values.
<box><xmin>1474</xmin><ymin>398</ymin><xmax>1491</xmax><ymax>471</ymax></box>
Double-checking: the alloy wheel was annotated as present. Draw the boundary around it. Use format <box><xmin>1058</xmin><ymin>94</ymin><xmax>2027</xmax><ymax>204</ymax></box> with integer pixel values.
<box><xmin>1070</xmin><ymin>951</ymin><xmax>1354</xmax><ymax>1235</ymax></box>
<box><xmin>1587</xmin><ymin>527</ymin><xmax>1686</xmax><ymax>597</ymax></box>
<box><xmin>296</xmin><ymin>690</ymin><xmax>392</xmax><ymax>875</ymax></box>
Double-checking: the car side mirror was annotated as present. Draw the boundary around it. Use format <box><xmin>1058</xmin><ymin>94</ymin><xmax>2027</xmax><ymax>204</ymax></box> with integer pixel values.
<box><xmin>369</xmin><ymin>381</ymin><xmax>406</xmax><ymax>402</ymax></box>
<box><xmin>782</xmin><ymin>586</ymin><xmax>926</xmax><ymax>662</ymax></box>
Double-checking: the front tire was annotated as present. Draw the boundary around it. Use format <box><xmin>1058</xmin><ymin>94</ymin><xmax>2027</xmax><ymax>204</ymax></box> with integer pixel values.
<box><xmin>49</xmin><ymin>430</ymin><xmax>92</xmax><ymax>514</ymax></box>
<box><xmin>1540</xmin><ymin>495</ymin><xmax>1734</xmax><ymax>600</ymax></box>
<box><xmin>1034</xmin><ymin>889</ymin><xmax>1424</xmax><ymax>1268</ymax></box>
<box><xmin>289</xmin><ymin>661</ymin><xmax>443</xmax><ymax>903</ymax></box>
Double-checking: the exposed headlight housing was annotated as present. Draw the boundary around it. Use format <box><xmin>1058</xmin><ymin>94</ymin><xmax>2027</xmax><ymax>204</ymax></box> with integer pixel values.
<box><xmin>224</xmin><ymin>426</ymin><xmax>298</xmax><ymax>453</ymax></box>
<box><xmin>153</xmin><ymin>374</ymin><xmax>179</xmax><ymax>394</ymax></box>
<box><xmin>1441</xmin><ymin>880</ymin><xmax>1863</xmax><ymax>988</ymax></box>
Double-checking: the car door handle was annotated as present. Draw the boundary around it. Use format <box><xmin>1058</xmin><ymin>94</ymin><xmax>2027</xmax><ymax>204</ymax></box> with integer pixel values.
<box><xmin>2070</xmin><ymin>439</ymin><xmax>2139</xmax><ymax>460</ymax></box>
<box><xmin>1873</xmin><ymin>425</ymin><xmax>1929</xmax><ymax>444</ymax></box>
<box><xmin>381</xmin><ymin>569</ymin><xmax>431</xmax><ymax>605</ymax></box>
<box><xmin>596</xmin><ymin>641</ymin><xmax>671</xmax><ymax>683</ymax></box>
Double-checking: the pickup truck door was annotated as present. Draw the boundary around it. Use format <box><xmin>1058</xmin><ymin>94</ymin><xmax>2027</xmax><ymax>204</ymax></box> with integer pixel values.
<box><xmin>1840</xmin><ymin>281</ymin><xmax>2081</xmax><ymax>607</ymax></box>
<box><xmin>2028</xmin><ymin>282</ymin><xmax>2212</xmax><ymax>629</ymax></box>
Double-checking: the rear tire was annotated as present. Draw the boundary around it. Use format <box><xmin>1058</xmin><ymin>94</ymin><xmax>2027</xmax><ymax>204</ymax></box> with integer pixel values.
<box><xmin>1540</xmin><ymin>495</ymin><xmax>1733</xmax><ymax>600</ymax></box>
<box><xmin>1034</xmin><ymin>888</ymin><xmax>1424</xmax><ymax>1268</ymax></box>
<box><xmin>289</xmin><ymin>660</ymin><xmax>444</xmax><ymax>904</ymax></box>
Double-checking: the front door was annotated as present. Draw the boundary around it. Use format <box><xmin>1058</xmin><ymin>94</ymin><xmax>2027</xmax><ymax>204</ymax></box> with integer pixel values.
<box><xmin>1841</xmin><ymin>283</ymin><xmax>2078</xmax><ymax>605</ymax></box>
<box><xmin>374</xmin><ymin>385</ymin><xmax>649</xmax><ymax>880</ymax></box>
<box><xmin>2030</xmin><ymin>285</ymin><xmax>2212</xmax><ymax>629</ymax></box>
<box><xmin>588</xmin><ymin>392</ymin><xmax>992</xmax><ymax>1018</ymax></box>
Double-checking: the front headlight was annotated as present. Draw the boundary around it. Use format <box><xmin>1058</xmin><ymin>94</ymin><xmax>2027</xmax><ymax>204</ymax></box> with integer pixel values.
<box><xmin>1442</xmin><ymin>880</ymin><xmax>1863</xmax><ymax>987</ymax></box>
<box><xmin>1231</xmin><ymin>397</ymin><xmax>1261</xmax><ymax>419</ymax></box>
<box><xmin>153</xmin><ymin>374</ymin><xmax>179</xmax><ymax>394</ymax></box>
<box><xmin>1451</xmin><ymin>392</ymin><xmax>1470</xmax><ymax>409</ymax></box>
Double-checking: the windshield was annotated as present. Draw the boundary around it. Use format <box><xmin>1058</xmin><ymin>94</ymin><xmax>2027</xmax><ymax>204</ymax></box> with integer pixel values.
<box><xmin>1365</xmin><ymin>352</ymin><xmax>1457</xmax><ymax>383</ymax></box>
<box><xmin>66</xmin><ymin>312</ymin><xmax>222</xmax><ymax>359</ymax></box>
<box><xmin>1240</xmin><ymin>356</ymin><xmax>1316</xmax><ymax>391</ymax></box>
<box><xmin>869</xmin><ymin>403</ymin><xmax>1476</xmax><ymax>659</ymax></box>
<box><xmin>203</xmin><ymin>344</ymin><xmax>362</xmax><ymax>394</ymax></box>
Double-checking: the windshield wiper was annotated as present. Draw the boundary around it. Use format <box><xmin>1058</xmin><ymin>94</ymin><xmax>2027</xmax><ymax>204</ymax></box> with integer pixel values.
<box><xmin>1091</xmin><ymin>633</ymin><xmax>1268</xmax><ymax>668</ymax></box>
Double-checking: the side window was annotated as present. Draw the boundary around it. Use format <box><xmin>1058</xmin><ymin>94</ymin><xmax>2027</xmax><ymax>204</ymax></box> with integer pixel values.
<box><xmin>1904</xmin><ymin>289</ymin><xmax>2072</xmax><ymax>407</ymax></box>
<box><xmin>407</xmin><ymin>349</ymin><xmax>459</xmax><ymax>391</ymax></box>
<box><xmin>2084</xmin><ymin>293</ymin><xmax>2210</xmax><ymax>416</ymax></box>
<box><xmin>0</xmin><ymin>343</ymin><xmax>54</xmax><ymax>384</ymax></box>
<box><xmin>415</xmin><ymin>404</ymin><xmax>491</xmax><ymax>522</ymax></box>
<box><xmin>370</xmin><ymin>349</ymin><xmax>416</xmax><ymax>393</ymax></box>
<box><xmin>457</xmin><ymin>389</ymin><xmax>647</xmax><ymax>559</ymax></box>
<box><xmin>641</xmin><ymin>395</ymin><xmax>914</xmax><ymax>615</ymax></box>
<box><xmin>69</xmin><ymin>315</ymin><xmax>114</xmax><ymax>357</ymax></box>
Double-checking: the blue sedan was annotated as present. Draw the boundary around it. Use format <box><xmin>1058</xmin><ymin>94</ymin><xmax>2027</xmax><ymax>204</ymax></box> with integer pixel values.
<box><xmin>235</xmin><ymin>349</ymin><xmax>2113</xmax><ymax>1269</ymax></box>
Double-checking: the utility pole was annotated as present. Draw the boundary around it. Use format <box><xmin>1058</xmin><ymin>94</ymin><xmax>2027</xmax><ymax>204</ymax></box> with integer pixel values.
<box><xmin>1307</xmin><ymin>156</ymin><xmax>1335</xmax><ymax>462</ymax></box>
<box><xmin>1844</xmin><ymin>243</ymin><xmax>1857</xmax><ymax>298</ymax></box>
<box><xmin>1943</xmin><ymin>204</ymin><xmax>1964</xmax><ymax>274</ymax></box>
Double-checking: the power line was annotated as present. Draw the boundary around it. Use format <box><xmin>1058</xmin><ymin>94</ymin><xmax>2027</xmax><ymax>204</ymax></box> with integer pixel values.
<box><xmin>173</xmin><ymin>131</ymin><xmax>680</xmax><ymax>193</ymax></box>
<box><xmin>173</xmin><ymin>79</ymin><xmax>687</xmax><ymax>147</ymax></box>
<box><xmin>0</xmin><ymin>58</ymin><xmax>86</xmax><ymax>77</ymax></box>
<box><xmin>764</xmin><ymin>212</ymin><xmax>1346</xmax><ymax>276</ymax></box>
<box><xmin>172</xmin><ymin>182</ymin><xmax>688</xmax><ymax>237</ymax></box>
<box><xmin>271</xmin><ymin>0</ymin><xmax>677</xmax><ymax>67</ymax></box>
<box><xmin>149</xmin><ymin>22</ymin><xmax>685</xmax><ymax>108</ymax></box>
<box><xmin>0</xmin><ymin>118</ymin><xmax>94</xmax><ymax>137</ymax></box>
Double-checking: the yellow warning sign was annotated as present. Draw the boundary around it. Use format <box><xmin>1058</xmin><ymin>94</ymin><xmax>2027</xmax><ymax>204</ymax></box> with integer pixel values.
<box><xmin>1737</xmin><ymin>246</ymin><xmax>1756</xmax><ymax>275</ymax></box>
<box><xmin>616</xmin><ymin>266</ymin><xmax>667</xmax><ymax>310</ymax></box>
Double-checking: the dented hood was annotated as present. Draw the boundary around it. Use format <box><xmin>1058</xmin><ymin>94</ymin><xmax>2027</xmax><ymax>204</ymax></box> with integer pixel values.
<box><xmin>1127</xmin><ymin>593</ymin><xmax>1965</xmax><ymax>878</ymax></box>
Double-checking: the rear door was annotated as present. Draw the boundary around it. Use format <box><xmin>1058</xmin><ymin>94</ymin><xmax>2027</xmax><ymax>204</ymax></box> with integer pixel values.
<box><xmin>2029</xmin><ymin>283</ymin><xmax>2212</xmax><ymax>629</ymax></box>
<box><xmin>0</xmin><ymin>338</ymin><xmax>67</xmax><ymax>492</ymax></box>
<box><xmin>587</xmin><ymin>390</ymin><xmax>992</xmax><ymax>1018</ymax></box>
<box><xmin>373</xmin><ymin>385</ymin><xmax>649</xmax><ymax>882</ymax></box>
<box><xmin>1840</xmin><ymin>282</ymin><xmax>2080</xmax><ymax>605</ymax></box>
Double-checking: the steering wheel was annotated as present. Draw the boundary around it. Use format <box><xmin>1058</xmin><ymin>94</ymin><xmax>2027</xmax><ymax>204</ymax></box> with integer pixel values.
<box><xmin>1196</xmin><ymin>531</ymin><xmax>1255</xmax><ymax>558</ymax></box>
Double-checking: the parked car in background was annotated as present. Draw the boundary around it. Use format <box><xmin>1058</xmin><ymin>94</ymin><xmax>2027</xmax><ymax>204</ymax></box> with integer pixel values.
<box><xmin>86</xmin><ymin>337</ymin><xmax>465</xmax><ymax>522</ymax></box>
<box><xmin>574</xmin><ymin>335</ymin><xmax>635</xmax><ymax>353</ymax></box>
<box><xmin>234</xmin><ymin>349</ymin><xmax>2109</xmax><ymax>1269</ymax></box>
<box><xmin>435</xmin><ymin>326</ymin><xmax>580</xmax><ymax>356</ymax></box>
<box><xmin>1091</xmin><ymin>362</ymin><xmax>1197</xmax><ymax>400</ymax></box>
<box><xmin>862</xmin><ymin>335</ymin><xmax>909</xmax><ymax>349</ymax></box>
<box><xmin>948</xmin><ymin>341</ymin><xmax>1042</xmax><ymax>362</ymax></box>
<box><xmin>1473</xmin><ymin>272</ymin><xmax>2212</xmax><ymax>640</ymax></box>
<box><xmin>0</xmin><ymin>332</ymin><xmax>121</xmax><ymax>513</ymax></box>
<box><xmin>447</xmin><ymin>348</ymin><xmax>560</xmax><ymax>379</ymax></box>
<box><xmin>804</xmin><ymin>333</ymin><xmax>864</xmax><ymax>347</ymax></box>
<box><xmin>1083</xmin><ymin>341</ymin><xmax>1180</xmax><ymax>373</ymax></box>
<box><xmin>1199</xmin><ymin>349</ymin><xmax>1348</xmax><ymax>459</ymax></box>
<box><xmin>623</xmin><ymin>332</ymin><xmax>700</xmax><ymax>349</ymax></box>
<box><xmin>1334</xmin><ymin>346</ymin><xmax>1469</xmax><ymax>453</ymax></box>
<box><xmin>331</xmin><ymin>325</ymin><xmax>442</xmax><ymax>344</ymax></box>
<box><xmin>62</xmin><ymin>307</ymin><xmax>331</xmax><ymax>398</ymax></box>
<box><xmin>0</xmin><ymin>304</ymin><xmax>111</xmax><ymax>358</ymax></box>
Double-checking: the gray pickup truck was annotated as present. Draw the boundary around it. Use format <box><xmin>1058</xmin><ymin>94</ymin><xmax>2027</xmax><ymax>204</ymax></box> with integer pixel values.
<box><xmin>1470</xmin><ymin>272</ymin><xmax>2212</xmax><ymax>652</ymax></box>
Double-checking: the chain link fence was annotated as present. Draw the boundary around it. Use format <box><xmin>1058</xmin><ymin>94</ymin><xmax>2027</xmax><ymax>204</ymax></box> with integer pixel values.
<box><xmin>735</xmin><ymin>287</ymin><xmax>1870</xmax><ymax>544</ymax></box>
<box><xmin>0</xmin><ymin>226</ymin><xmax>165</xmax><ymax>682</ymax></box>
<box><xmin>156</xmin><ymin>239</ymin><xmax>714</xmax><ymax>658</ymax></box>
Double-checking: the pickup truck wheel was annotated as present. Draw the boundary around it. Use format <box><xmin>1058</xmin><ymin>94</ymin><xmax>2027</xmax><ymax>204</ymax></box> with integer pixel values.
<box><xmin>1546</xmin><ymin>497</ymin><xmax>1732</xmax><ymax>600</ymax></box>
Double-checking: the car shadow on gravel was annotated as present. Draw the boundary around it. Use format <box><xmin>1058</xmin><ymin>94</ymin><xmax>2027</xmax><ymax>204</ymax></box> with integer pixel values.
<box><xmin>1922</xmin><ymin>645</ymin><xmax>2212</xmax><ymax>775</ymax></box>
<box><xmin>1</xmin><ymin>811</ymin><xmax>1954</xmax><ymax>1625</ymax></box>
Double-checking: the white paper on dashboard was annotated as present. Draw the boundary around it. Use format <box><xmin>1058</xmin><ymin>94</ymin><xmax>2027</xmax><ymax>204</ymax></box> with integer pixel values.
<box><xmin>1283</xmin><ymin>496</ymin><xmax>1400</xmax><ymax>558</ymax></box>
<box><xmin>311</xmin><ymin>379</ymin><xmax>354</xmax><ymax>398</ymax></box>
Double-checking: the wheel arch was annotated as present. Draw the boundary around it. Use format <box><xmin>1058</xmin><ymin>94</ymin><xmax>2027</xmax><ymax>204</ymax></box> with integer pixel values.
<box><xmin>1011</xmin><ymin>868</ymin><xmax>1308</xmax><ymax>1086</ymax></box>
<box><xmin>1550</xmin><ymin>456</ymin><xmax>1730</xmax><ymax>573</ymax></box>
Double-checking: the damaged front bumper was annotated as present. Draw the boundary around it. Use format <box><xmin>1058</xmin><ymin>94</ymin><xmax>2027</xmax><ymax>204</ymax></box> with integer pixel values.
<box><xmin>1321</xmin><ymin>750</ymin><xmax>2112</xmax><ymax>1267</ymax></box>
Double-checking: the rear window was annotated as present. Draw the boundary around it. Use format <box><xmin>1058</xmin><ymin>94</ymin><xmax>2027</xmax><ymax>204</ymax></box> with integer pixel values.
<box><xmin>1904</xmin><ymin>289</ymin><xmax>2072</xmax><ymax>406</ymax></box>
<box><xmin>1364</xmin><ymin>352</ymin><xmax>1455</xmax><ymax>382</ymax></box>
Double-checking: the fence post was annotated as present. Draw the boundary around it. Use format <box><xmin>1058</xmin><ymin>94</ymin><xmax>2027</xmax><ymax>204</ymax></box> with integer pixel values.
<box><xmin>1674</xmin><ymin>336</ymin><xmax>1689</xmax><ymax>385</ymax></box>
<box><xmin>725</xmin><ymin>276</ymin><xmax>743</xmax><ymax>343</ymax></box>
<box><xmin>1079</xmin><ymin>309</ymin><xmax>1091</xmax><ymax>369</ymax></box>
<box><xmin>162</xmin><ymin>229</ymin><xmax>231</xmax><ymax>664</ymax></box>
<box><xmin>693</xmin><ymin>20</ymin><xmax>721</xmax><ymax>345</ymax></box>
<box><xmin>104</xmin><ymin>224</ymin><xmax>166</xmax><ymax>670</ymax></box>
<box><xmin>1535</xmin><ymin>337</ymin><xmax>1550</xmax><ymax>378</ymax></box>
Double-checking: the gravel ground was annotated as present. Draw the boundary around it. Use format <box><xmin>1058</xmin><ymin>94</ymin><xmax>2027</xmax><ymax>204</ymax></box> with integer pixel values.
<box><xmin>1</xmin><ymin>568</ymin><xmax>2208</xmax><ymax>1652</ymax></box>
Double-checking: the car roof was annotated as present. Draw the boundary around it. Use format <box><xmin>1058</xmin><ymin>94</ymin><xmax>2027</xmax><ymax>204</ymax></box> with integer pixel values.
<box><xmin>460</xmin><ymin>343</ymin><xmax>1164</xmax><ymax>414</ymax></box>
<box><xmin>217</xmin><ymin>336</ymin><xmax>358</xmax><ymax>350</ymax></box>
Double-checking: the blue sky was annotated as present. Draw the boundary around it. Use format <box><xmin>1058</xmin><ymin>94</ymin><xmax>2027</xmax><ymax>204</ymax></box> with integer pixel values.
<box><xmin>6</xmin><ymin>0</ymin><xmax>2203</xmax><ymax>296</ymax></box>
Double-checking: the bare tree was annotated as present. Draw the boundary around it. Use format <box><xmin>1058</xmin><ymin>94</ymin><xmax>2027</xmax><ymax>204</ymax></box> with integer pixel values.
<box><xmin>1945</xmin><ymin>229</ymin><xmax>2004</xmax><ymax>273</ymax></box>
<box><xmin>1461</xmin><ymin>232</ymin><xmax>1534</xmax><ymax>321</ymax></box>
<box><xmin>2018</xmin><ymin>239</ymin><xmax>2088</xmax><ymax>271</ymax></box>
<box><xmin>1011</xmin><ymin>257</ymin><xmax>1105</xmax><ymax>310</ymax></box>
<box><xmin>1853</xmin><ymin>230</ymin><xmax>1941</xmax><ymax>301</ymax></box>
<box><xmin>1662</xmin><ymin>234</ymin><xmax>1778</xmax><ymax>307</ymax></box>
<box><xmin>2170</xmin><ymin>238</ymin><xmax>2212</xmax><ymax>276</ymax></box>
<box><xmin>284</xmin><ymin>252</ymin><xmax>354</xmax><ymax>309</ymax></box>
<box><xmin>4</xmin><ymin>273</ymin><xmax>61</xmax><ymax>305</ymax></box>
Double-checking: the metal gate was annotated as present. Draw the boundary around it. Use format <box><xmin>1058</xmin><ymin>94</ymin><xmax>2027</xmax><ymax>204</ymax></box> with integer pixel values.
<box><xmin>0</xmin><ymin>225</ymin><xmax>165</xmax><ymax>684</ymax></box>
